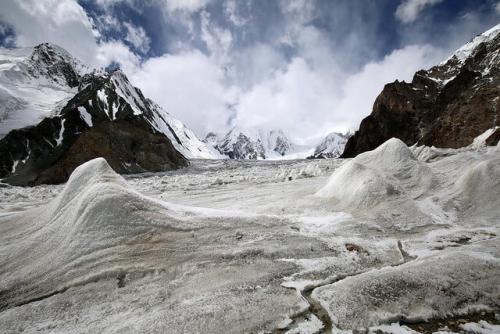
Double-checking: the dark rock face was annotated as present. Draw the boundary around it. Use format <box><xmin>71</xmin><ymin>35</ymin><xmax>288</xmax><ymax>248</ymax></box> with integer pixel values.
<box><xmin>342</xmin><ymin>28</ymin><xmax>500</xmax><ymax>157</ymax></box>
<box><xmin>27</xmin><ymin>43</ymin><xmax>82</xmax><ymax>88</ymax></box>
<box><xmin>0</xmin><ymin>70</ymin><xmax>188</xmax><ymax>186</ymax></box>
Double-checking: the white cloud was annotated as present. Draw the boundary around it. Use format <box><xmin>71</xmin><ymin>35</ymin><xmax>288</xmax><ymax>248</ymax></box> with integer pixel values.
<box><xmin>224</xmin><ymin>0</ymin><xmax>248</xmax><ymax>27</ymax></box>
<box><xmin>230</xmin><ymin>44</ymin><xmax>446</xmax><ymax>144</ymax></box>
<box><xmin>395</xmin><ymin>0</ymin><xmax>444</xmax><ymax>23</ymax></box>
<box><xmin>163</xmin><ymin>0</ymin><xmax>210</xmax><ymax>13</ymax></box>
<box><xmin>0</xmin><ymin>0</ymin><xmax>99</xmax><ymax>65</ymax></box>
<box><xmin>124</xmin><ymin>22</ymin><xmax>151</xmax><ymax>53</ymax></box>
<box><xmin>0</xmin><ymin>0</ymin><xmax>144</xmax><ymax>74</ymax></box>
<box><xmin>200</xmin><ymin>11</ymin><xmax>232</xmax><ymax>63</ymax></box>
<box><xmin>333</xmin><ymin>44</ymin><xmax>447</xmax><ymax>133</ymax></box>
<box><xmin>129</xmin><ymin>50</ymin><xmax>238</xmax><ymax>136</ymax></box>
<box><xmin>496</xmin><ymin>1</ymin><xmax>500</xmax><ymax>14</ymax></box>
<box><xmin>96</xmin><ymin>40</ymin><xmax>141</xmax><ymax>74</ymax></box>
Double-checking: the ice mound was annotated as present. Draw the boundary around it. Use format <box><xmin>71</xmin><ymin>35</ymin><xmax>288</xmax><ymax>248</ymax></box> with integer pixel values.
<box><xmin>316</xmin><ymin>138</ymin><xmax>432</xmax><ymax>210</ymax></box>
<box><xmin>0</xmin><ymin>158</ymin><xmax>179</xmax><ymax>310</ymax></box>
<box><xmin>50</xmin><ymin>157</ymin><xmax>127</xmax><ymax>211</ymax></box>
<box><xmin>454</xmin><ymin>157</ymin><xmax>500</xmax><ymax>212</ymax></box>
<box><xmin>312</xmin><ymin>240</ymin><xmax>500</xmax><ymax>330</ymax></box>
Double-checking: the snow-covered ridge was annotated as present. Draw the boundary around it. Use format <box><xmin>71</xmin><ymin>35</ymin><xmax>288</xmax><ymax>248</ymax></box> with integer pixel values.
<box><xmin>311</xmin><ymin>132</ymin><xmax>351</xmax><ymax>159</ymax></box>
<box><xmin>0</xmin><ymin>43</ymin><xmax>218</xmax><ymax>159</ymax></box>
<box><xmin>0</xmin><ymin>43</ymin><xmax>88</xmax><ymax>137</ymax></box>
<box><xmin>205</xmin><ymin>128</ymin><xmax>350</xmax><ymax>160</ymax></box>
<box><xmin>442</xmin><ymin>23</ymin><xmax>500</xmax><ymax>65</ymax></box>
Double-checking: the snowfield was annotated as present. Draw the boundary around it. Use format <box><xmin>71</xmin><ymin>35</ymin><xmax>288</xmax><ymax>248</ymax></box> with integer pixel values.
<box><xmin>0</xmin><ymin>138</ymin><xmax>499</xmax><ymax>333</ymax></box>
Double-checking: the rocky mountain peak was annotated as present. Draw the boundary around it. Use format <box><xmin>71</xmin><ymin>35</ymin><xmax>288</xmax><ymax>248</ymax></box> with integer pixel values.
<box><xmin>311</xmin><ymin>132</ymin><xmax>351</xmax><ymax>159</ymax></box>
<box><xmin>0</xmin><ymin>44</ymin><xmax>221</xmax><ymax>185</ymax></box>
<box><xmin>342</xmin><ymin>24</ymin><xmax>500</xmax><ymax>157</ymax></box>
<box><xmin>27</xmin><ymin>43</ymin><xmax>89</xmax><ymax>88</ymax></box>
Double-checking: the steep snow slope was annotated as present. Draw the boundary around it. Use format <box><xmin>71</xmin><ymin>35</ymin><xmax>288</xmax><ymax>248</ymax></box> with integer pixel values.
<box><xmin>205</xmin><ymin>128</ymin><xmax>348</xmax><ymax>160</ymax></box>
<box><xmin>310</xmin><ymin>132</ymin><xmax>351</xmax><ymax>159</ymax></box>
<box><xmin>213</xmin><ymin>128</ymin><xmax>298</xmax><ymax>159</ymax></box>
<box><xmin>0</xmin><ymin>44</ymin><xmax>89</xmax><ymax>137</ymax></box>
<box><xmin>0</xmin><ymin>43</ymin><xmax>217</xmax><ymax>160</ymax></box>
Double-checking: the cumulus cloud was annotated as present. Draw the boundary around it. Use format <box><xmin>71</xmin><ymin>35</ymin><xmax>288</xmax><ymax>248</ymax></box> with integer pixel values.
<box><xmin>96</xmin><ymin>40</ymin><xmax>141</xmax><ymax>74</ymax></box>
<box><xmin>130</xmin><ymin>50</ymin><xmax>238</xmax><ymax>136</ymax></box>
<box><xmin>123</xmin><ymin>22</ymin><xmax>151</xmax><ymax>53</ymax></box>
<box><xmin>1</xmin><ymin>0</ymin><xmax>497</xmax><ymax>143</ymax></box>
<box><xmin>232</xmin><ymin>44</ymin><xmax>446</xmax><ymax>144</ymax></box>
<box><xmin>395</xmin><ymin>0</ymin><xmax>444</xmax><ymax>23</ymax></box>
<box><xmin>0</xmin><ymin>0</ymin><xmax>99</xmax><ymax>65</ymax></box>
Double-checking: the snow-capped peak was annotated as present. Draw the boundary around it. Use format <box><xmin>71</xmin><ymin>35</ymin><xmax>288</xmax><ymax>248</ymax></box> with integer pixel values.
<box><xmin>311</xmin><ymin>132</ymin><xmax>351</xmax><ymax>159</ymax></box>
<box><xmin>442</xmin><ymin>23</ymin><xmax>500</xmax><ymax>65</ymax></box>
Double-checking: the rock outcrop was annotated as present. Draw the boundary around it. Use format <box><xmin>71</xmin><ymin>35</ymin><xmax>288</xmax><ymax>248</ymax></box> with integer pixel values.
<box><xmin>342</xmin><ymin>24</ymin><xmax>500</xmax><ymax>157</ymax></box>
<box><xmin>0</xmin><ymin>70</ymin><xmax>188</xmax><ymax>185</ymax></box>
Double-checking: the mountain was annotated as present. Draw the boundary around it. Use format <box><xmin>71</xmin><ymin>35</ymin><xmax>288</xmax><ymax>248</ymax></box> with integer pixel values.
<box><xmin>204</xmin><ymin>128</ymin><xmax>309</xmax><ymax>159</ymax></box>
<box><xmin>342</xmin><ymin>24</ymin><xmax>500</xmax><ymax>157</ymax></box>
<box><xmin>0</xmin><ymin>43</ymin><xmax>89</xmax><ymax>137</ymax></box>
<box><xmin>0</xmin><ymin>43</ymin><xmax>218</xmax><ymax>185</ymax></box>
<box><xmin>309</xmin><ymin>132</ymin><xmax>351</xmax><ymax>159</ymax></box>
<box><xmin>205</xmin><ymin>128</ymin><xmax>352</xmax><ymax>160</ymax></box>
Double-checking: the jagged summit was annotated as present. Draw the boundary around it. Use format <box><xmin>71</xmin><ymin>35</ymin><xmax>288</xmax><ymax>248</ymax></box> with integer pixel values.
<box><xmin>205</xmin><ymin>127</ymin><xmax>302</xmax><ymax>159</ymax></box>
<box><xmin>0</xmin><ymin>43</ymin><xmax>219</xmax><ymax>185</ymax></box>
<box><xmin>342</xmin><ymin>24</ymin><xmax>500</xmax><ymax>157</ymax></box>
<box><xmin>26</xmin><ymin>43</ymin><xmax>91</xmax><ymax>87</ymax></box>
<box><xmin>310</xmin><ymin>132</ymin><xmax>351</xmax><ymax>159</ymax></box>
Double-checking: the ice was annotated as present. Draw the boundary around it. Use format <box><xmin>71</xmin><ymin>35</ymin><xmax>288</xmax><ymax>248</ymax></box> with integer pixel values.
<box><xmin>316</xmin><ymin>138</ymin><xmax>432</xmax><ymax>210</ymax></box>
<box><xmin>0</xmin><ymin>139</ymin><xmax>499</xmax><ymax>333</ymax></box>
<box><xmin>312</xmin><ymin>240</ymin><xmax>499</xmax><ymax>330</ymax></box>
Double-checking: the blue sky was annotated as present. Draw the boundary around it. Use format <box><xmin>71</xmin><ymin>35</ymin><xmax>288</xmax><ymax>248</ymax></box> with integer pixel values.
<box><xmin>0</xmin><ymin>0</ymin><xmax>499</xmax><ymax>142</ymax></box>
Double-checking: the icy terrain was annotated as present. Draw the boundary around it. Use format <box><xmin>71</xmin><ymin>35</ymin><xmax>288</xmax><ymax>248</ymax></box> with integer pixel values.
<box><xmin>0</xmin><ymin>138</ymin><xmax>499</xmax><ymax>333</ymax></box>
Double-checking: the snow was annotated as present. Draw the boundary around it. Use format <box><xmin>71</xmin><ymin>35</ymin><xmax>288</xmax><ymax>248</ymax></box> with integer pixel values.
<box><xmin>442</xmin><ymin>23</ymin><xmax>500</xmax><ymax>65</ymax></box>
<box><xmin>54</xmin><ymin>118</ymin><xmax>65</xmax><ymax>146</ymax></box>
<box><xmin>110</xmin><ymin>71</ymin><xmax>146</xmax><ymax>116</ymax></box>
<box><xmin>97</xmin><ymin>88</ymin><xmax>110</xmax><ymax>118</ymax></box>
<box><xmin>0</xmin><ymin>44</ymin><xmax>87</xmax><ymax>138</ymax></box>
<box><xmin>312</xmin><ymin>132</ymin><xmax>350</xmax><ymax>158</ymax></box>
<box><xmin>10</xmin><ymin>160</ymin><xmax>19</xmax><ymax>173</ymax></box>
<box><xmin>470</xmin><ymin>127</ymin><xmax>499</xmax><ymax>149</ymax></box>
<box><xmin>0</xmin><ymin>139</ymin><xmax>499</xmax><ymax>333</ymax></box>
<box><xmin>78</xmin><ymin>106</ymin><xmax>93</xmax><ymax>127</ymax></box>
<box><xmin>460</xmin><ymin>321</ymin><xmax>500</xmax><ymax>334</ymax></box>
<box><xmin>147</xmin><ymin>100</ymin><xmax>223</xmax><ymax>159</ymax></box>
<box><xmin>285</xmin><ymin>314</ymin><xmax>324</xmax><ymax>334</ymax></box>
<box><xmin>209</xmin><ymin>126</ymin><xmax>318</xmax><ymax>160</ymax></box>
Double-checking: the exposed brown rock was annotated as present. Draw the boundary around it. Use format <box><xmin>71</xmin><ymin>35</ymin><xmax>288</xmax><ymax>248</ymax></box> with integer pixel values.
<box><xmin>342</xmin><ymin>31</ymin><xmax>500</xmax><ymax>157</ymax></box>
<box><xmin>34</xmin><ymin>122</ymin><xmax>187</xmax><ymax>185</ymax></box>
